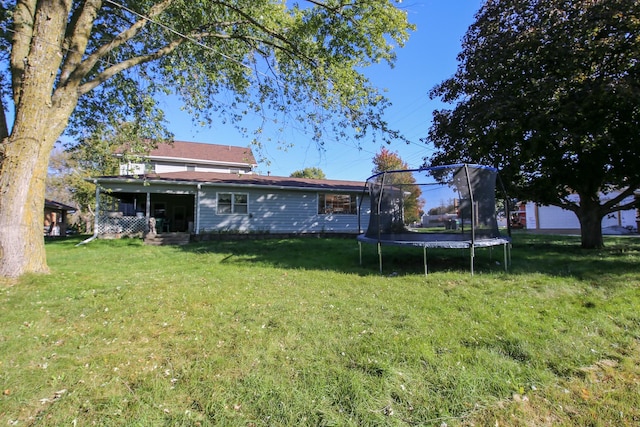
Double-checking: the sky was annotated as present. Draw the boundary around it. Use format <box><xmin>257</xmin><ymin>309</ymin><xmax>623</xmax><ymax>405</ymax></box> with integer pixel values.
<box><xmin>161</xmin><ymin>1</ymin><xmax>484</xmax><ymax>182</ymax></box>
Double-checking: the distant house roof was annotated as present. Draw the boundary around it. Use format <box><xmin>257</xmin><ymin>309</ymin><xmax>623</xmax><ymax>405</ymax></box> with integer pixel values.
<box><xmin>146</xmin><ymin>140</ymin><xmax>257</xmax><ymax>167</ymax></box>
<box><xmin>45</xmin><ymin>199</ymin><xmax>76</xmax><ymax>211</ymax></box>
<box><xmin>97</xmin><ymin>171</ymin><xmax>366</xmax><ymax>193</ymax></box>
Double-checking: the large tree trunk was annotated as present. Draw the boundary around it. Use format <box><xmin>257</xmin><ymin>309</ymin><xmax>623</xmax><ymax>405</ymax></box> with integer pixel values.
<box><xmin>0</xmin><ymin>135</ymin><xmax>55</xmax><ymax>277</ymax></box>
<box><xmin>0</xmin><ymin>110</ymin><xmax>76</xmax><ymax>278</ymax></box>
<box><xmin>0</xmin><ymin>0</ymin><xmax>76</xmax><ymax>278</ymax></box>
<box><xmin>576</xmin><ymin>195</ymin><xmax>604</xmax><ymax>249</ymax></box>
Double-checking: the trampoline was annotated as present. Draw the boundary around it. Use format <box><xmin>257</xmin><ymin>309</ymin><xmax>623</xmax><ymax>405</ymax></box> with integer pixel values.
<box><xmin>357</xmin><ymin>164</ymin><xmax>511</xmax><ymax>275</ymax></box>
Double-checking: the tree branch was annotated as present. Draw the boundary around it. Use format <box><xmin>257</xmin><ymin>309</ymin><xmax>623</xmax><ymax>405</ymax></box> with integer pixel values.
<box><xmin>59</xmin><ymin>0</ymin><xmax>103</xmax><ymax>86</ymax></box>
<box><xmin>210</xmin><ymin>1</ymin><xmax>318</xmax><ymax>67</ymax></box>
<box><xmin>10</xmin><ymin>0</ymin><xmax>37</xmax><ymax>106</ymax></box>
<box><xmin>78</xmin><ymin>37</ymin><xmax>184</xmax><ymax>94</ymax></box>
<box><xmin>64</xmin><ymin>0</ymin><xmax>174</xmax><ymax>90</ymax></box>
<box><xmin>304</xmin><ymin>0</ymin><xmax>353</xmax><ymax>17</ymax></box>
<box><xmin>601</xmin><ymin>186</ymin><xmax>638</xmax><ymax>214</ymax></box>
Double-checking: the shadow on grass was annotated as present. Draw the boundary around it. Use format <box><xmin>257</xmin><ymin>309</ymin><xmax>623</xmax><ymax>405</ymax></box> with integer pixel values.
<box><xmin>183</xmin><ymin>235</ymin><xmax>526</xmax><ymax>276</ymax></box>
<box><xmin>181</xmin><ymin>236</ymin><xmax>500</xmax><ymax>276</ymax></box>
<box><xmin>182</xmin><ymin>236</ymin><xmax>378</xmax><ymax>275</ymax></box>
<box><xmin>49</xmin><ymin>233</ymin><xmax>640</xmax><ymax>278</ymax></box>
<box><xmin>509</xmin><ymin>232</ymin><xmax>640</xmax><ymax>280</ymax></box>
<box><xmin>179</xmin><ymin>233</ymin><xmax>640</xmax><ymax>278</ymax></box>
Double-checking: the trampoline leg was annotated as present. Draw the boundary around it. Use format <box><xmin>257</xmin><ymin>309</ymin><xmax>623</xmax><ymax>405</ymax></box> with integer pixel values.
<box><xmin>503</xmin><ymin>243</ymin><xmax>508</xmax><ymax>273</ymax></box>
<box><xmin>377</xmin><ymin>242</ymin><xmax>383</xmax><ymax>274</ymax></box>
<box><xmin>470</xmin><ymin>246</ymin><xmax>475</xmax><ymax>276</ymax></box>
<box><xmin>359</xmin><ymin>242</ymin><xmax>362</xmax><ymax>266</ymax></box>
<box><xmin>423</xmin><ymin>246</ymin><xmax>428</xmax><ymax>276</ymax></box>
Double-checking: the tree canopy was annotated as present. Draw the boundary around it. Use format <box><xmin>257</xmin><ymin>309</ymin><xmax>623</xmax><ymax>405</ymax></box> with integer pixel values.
<box><xmin>372</xmin><ymin>146</ymin><xmax>408</xmax><ymax>174</ymax></box>
<box><xmin>47</xmin><ymin>123</ymin><xmax>145</xmax><ymax>233</ymax></box>
<box><xmin>372</xmin><ymin>147</ymin><xmax>423</xmax><ymax>224</ymax></box>
<box><xmin>0</xmin><ymin>0</ymin><xmax>414</xmax><ymax>277</ymax></box>
<box><xmin>290</xmin><ymin>167</ymin><xmax>326</xmax><ymax>179</ymax></box>
<box><xmin>427</xmin><ymin>0</ymin><xmax>640</xmax><ymax>248</ymax></box>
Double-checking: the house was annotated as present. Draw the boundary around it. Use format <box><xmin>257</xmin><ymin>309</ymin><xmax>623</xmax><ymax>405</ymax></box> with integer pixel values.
<box><xmin>44</xmin><ymin>199</ymin><xmax>76</xmax><ymax>236</ymax></box>
<box><xmin>92</xmin><ymin>141</ymin><xmax>369</xmax><ymax>240</ymax></box>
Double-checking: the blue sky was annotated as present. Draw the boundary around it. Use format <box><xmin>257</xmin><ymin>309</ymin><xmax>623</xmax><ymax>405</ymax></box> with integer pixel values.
<box><xmin>163</xmin><ymin>1</ymin><xmax>484</xmax><ymax>181</ymax></box>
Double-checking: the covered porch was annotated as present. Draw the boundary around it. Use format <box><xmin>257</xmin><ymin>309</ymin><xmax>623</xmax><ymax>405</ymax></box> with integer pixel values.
<box><xmin>97</xmin><ymin>189</ymin><xmax>195</xmax><ymax>237</ymax></box>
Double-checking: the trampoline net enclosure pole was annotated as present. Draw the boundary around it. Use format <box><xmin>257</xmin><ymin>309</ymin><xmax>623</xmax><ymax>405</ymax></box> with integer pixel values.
<box><xmin>464</xmin><ymin>164</ymin><xmax>476</xmax><ymax>275</ymax></box>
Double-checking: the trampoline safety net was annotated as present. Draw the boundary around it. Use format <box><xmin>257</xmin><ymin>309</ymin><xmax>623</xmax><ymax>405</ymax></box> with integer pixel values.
<box><xmin>357</xmin><ymin>164</ymin><xmax>511</xmax><ymax>274</ymax></box>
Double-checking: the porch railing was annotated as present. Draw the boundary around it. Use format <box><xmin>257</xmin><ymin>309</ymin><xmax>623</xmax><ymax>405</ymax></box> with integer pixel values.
<box><xmin>98</xmin><ymin>213</ymin><xmax>147</xmax><ymax>236</ymax></box>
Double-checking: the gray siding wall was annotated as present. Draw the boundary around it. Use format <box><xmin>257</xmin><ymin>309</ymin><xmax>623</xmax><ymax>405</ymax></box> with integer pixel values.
<box><xmin>199</xmin><ymin>186</ymin><xmax>369</xmax><ymax>234</ymax></box>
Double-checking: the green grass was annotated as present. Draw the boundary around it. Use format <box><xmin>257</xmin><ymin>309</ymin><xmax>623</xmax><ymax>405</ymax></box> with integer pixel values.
<box><xmin>1</xmin><ymin>233</ymin><xmax>639</xmax><ymax>425</ymax></box>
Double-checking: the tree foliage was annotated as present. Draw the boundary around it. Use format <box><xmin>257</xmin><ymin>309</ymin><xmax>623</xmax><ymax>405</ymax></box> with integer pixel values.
<box><xmin>290</xmin><ymin>167</ymin><xmax>326</xmax><ymax>179</ymax></box>
<box><xmin>372</xmin><ymin>147</ymin><xmax>424</xmax><ymax>223</ymax></box>
<box><xmin>47</xmin><ymin>122</ymin><xmax>147</xmax><ymax>232</ymax></box>
<box><xmin>46</xmin><ymin>147</ymin><xmax>96</xmax><ymax>233</ymax></box>
<box><xmin>0</xmin><ymin>0</ymin><xmax>414</xmax><ymax>277</ymax></box>
<box><xmin>427</xmin><ymin>203</ymin><xmax>456</xmax><ymax>216</ymax></box>
<box><xmin>426</xmin><ymin>0</ymin><xmax>640</xmax><ymax>248</ymax></box>
<box><xmin>372</xmin><ymin>146</ymin><xmax>407</xmax><ymax>174</ymax></box>
<box><xmin>1</xmin><ymin>0</ymin><xmax>413</xmax><ymax>146</ymax></box>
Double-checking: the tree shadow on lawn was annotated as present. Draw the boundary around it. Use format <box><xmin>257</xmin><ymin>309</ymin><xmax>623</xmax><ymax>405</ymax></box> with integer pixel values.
<box><xmin>50</xmin><ymin>234</ymin><xmax>640</xmax><ymax>279</ymax></box>
<box><xmin>181</xmin><ymin>234</ymin><xmax>640</xmax><ymax>279</ymax></box>
<box><xmin>180</xmin><ymin>237</ymin><xmax>513</xmax><ymax>276</ymax></box>
<box><xmin>509</xmin><ymin>233</ymin><xmax>640</xmax><ymax>281</ymax></box>
<box><xmin>182</xmin><ymin>237</ymin><xmax>376</xmax><ymax>275</ymax></box>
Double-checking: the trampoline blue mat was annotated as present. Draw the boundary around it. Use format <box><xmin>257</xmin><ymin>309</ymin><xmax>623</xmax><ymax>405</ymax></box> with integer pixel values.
<box><xmin>357</xmin><ymin>233</ymin><xmax>511</xmax><ymax>249</ymax></box>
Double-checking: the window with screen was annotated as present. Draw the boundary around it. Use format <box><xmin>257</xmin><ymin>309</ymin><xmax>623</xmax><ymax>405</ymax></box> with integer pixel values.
<box><xmin>318</xmin><ymin>194</ymin><xmax>357</xmax><ymax>214</ymax></box>
<box><xmin>217</xmin><ymin>193</ymin><xmax>248</xmax><ymax>214</ymax></box>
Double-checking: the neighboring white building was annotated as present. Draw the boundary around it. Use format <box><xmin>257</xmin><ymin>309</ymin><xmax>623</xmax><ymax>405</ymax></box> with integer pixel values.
<box><xmin>524</xmin><ymin>192</ymin><xmax>637</xmax><ymax>232</ymax></box>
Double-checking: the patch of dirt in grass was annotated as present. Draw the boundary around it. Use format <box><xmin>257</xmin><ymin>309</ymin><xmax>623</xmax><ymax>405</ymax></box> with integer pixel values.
<box><xmin>462</xmin><ymin>341</ymin><xmax>640</xmax><ymax>426</ymax></box>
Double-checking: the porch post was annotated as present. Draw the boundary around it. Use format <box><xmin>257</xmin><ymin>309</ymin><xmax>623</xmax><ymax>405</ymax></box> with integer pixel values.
<box><xmin>196</xmin><ymin>184</ymin><xmax>201</xmax><ymax>235</ymax></box>
<box><xmin>94</xmin><ymin>183</ymin><xmax>100</xmax><ymax>234</ymax></box>
<box><xmin>146</xmin><ymin>192</ymin><xmax>151</xmax><ymax>233</ymax></box>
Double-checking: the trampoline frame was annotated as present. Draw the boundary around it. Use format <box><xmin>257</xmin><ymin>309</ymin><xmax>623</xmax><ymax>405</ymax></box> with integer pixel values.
<box><xmin>357</xmin><ymin>234</ymin><xmax>511</xmax><ymax>276</ymax></box>
<box><xmin>357</xmin><ymin>164</ymin><xmax>512</xmax><ymax>275</ymax></box>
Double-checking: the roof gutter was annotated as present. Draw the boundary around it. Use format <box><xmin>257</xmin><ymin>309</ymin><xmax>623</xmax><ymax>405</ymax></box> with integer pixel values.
<box><xmin>94</xmin><ymin>176</ymin><xmax>366</xmax><ymax>194</ymax></box>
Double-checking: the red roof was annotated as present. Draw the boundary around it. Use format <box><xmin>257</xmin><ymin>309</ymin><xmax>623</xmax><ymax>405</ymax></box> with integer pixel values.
<box><xmin>44</xmin><ymin>199</ymin><xmax>76</xmax><ymax>211</ymax></box>
<box><xmin>148</xmin><ymin>140</ymin><xmax>257</xmax><ymax>166</ymax></box>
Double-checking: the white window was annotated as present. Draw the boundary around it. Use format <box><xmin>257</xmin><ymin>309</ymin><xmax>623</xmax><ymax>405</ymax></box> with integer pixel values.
<box><xmin>318</xmin><ymin>194</ymin><xmax>357</xmax><ymax>215</ymax></box>
<box><xmin>119</xmin><ymin>162</ymin><xmax>145</xmax><ymax>176</ymax></box>
<box><xmin>217</xmin><ymin>193</ymin><xmax>248</xmax><ymax>214</ymax></box>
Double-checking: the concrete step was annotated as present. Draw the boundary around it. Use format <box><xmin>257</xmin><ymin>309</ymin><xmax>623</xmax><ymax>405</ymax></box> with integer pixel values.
<box><xmin>144</xmin><ymin>232</ymin><xmax>191</xmax><ymax>246</ymax></box>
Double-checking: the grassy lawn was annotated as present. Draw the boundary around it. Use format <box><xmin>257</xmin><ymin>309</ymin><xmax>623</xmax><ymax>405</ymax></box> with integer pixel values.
<box><xmin>1</xmin><ymin>233</ymin><xmax>639</xmax><ymax>426</ymax></box>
